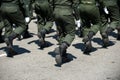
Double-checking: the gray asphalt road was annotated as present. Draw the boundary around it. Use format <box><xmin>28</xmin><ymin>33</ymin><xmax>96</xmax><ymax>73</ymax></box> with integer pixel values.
<box><xmin>0</xmin><ymin>20</ymin><xmax>120</xmax><ymax>80</ymax></box>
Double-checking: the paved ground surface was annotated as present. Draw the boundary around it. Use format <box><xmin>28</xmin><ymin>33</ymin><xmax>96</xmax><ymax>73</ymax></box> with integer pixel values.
<box><xmin>0</xmin><ymin>20</ymin><xmax>120</xmax><ymax>80</ymax></box>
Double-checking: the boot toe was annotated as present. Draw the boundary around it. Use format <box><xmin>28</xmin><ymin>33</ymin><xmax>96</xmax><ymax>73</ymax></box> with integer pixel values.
<box><xmin>54</xmin><ymin>47</ymin><xmax>62</xmax><ymax>66</ymax></box>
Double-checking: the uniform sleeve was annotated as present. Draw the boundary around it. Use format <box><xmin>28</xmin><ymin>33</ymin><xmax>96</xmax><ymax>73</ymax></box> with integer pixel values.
<box><xmin>19</xmin><ymin>0</ymin><xmax>30</xmax><ymax>17</ymax></box>
<box><xmin>73</xmin><ymin>0</ymin><xmax>79</xmax><ymax>5</ymax></box>
<box><xmin>0</xmin><ymin>2</ymin><xmax>1</xmax><ymax>7</ymax></box>
<box><xmin>48</xmin><ymin>0</ymin><xmax>54</xmax><ymax>10</ymax></box>
<box><xmin>72</xmin><ymin>0</ymin><xmax>80</xmax><ymax>20</ymax></box>
<box><xmin>96</xmin><ymin>0</ymin><xmax>104</xmax><ymax>7</ymax></box>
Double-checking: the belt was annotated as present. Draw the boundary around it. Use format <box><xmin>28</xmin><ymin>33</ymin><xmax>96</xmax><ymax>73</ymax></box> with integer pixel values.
<box><xmin>81</xmin><ymin>1</ymin><xmax>95</xmax><ymax>5</ymax></box>
<box><xmin>55</xmin><ymin>4</ymin><xmax>71</xmax><ymax>8</ymax></box>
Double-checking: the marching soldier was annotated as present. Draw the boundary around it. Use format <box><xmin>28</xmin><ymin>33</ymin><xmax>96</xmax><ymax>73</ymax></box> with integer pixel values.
<box><xmin>103</xmin><ymin>0</ymin><xmax>120</xmax><ymax>40</ymax></box>
<box><xmin>18</xmin><ymin>0</ymin><xmax>32</xmax><ymax>40</ymax></box>
<box><xmin>34</xmin><ymin>0</ymin><xmax>53</xmax><ymax>49</ymax></box>
<box><xmin>0</xmin><ymin>0</ymin><xmax>29</xmax><ymax>57</ymax></box>
<box><xmin>78</xmin><ymin>0</ymin><xmax>102</xmax><ymax>54</ymax></box>
<box><xmin>51</xmin><ymin>0</ymin><xmax>79</xmax><ymax>66</ymax></box>
<box><xmin>98</xmin><ymin>1</ymin><xmax>110</xmax><ymax>48</ymax></box>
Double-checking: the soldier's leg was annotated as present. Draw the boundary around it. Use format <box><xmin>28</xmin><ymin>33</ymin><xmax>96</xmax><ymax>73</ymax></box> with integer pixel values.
<box><xmin>55</xmin><ymin>23</ymin><xmax>65</xmax><ymax>44</ymax></box>
<box><xmin>22</xmin><ymin>25</ymin><xmax>32</xmax><ymax>39</ymax></box>
<box><xmin>54</xmin><ymin>42</ymin><xmax>69</xmax><ymax>66</ymax></box>
<box><xmin>116</xmin><ymin>4</ymin><xmax>120</xmax><ymax>40</ymax></box>
<box><xmin>0</xmin><ymin>20</ymin><xmax>4</xmax><ymax>43</ymax></box>
<box><xmin>62</xmin><ymin>15</ymin><xmax>76</xmax><ymax>45</ymax></box>
<box><xmin>44</xmin><ymin>21</ymin><xmax>53</xmax><ymax>33</ymax></box>
<box><xmin>99</xmin><ymin>20</ymin><xmax>110</xmax><ymax>47</ymax></box>
<box><xmin>0</xmin><ymin>29</ymin><xmax>4</xmax><ymax>43</ymax></box>
<box><xmin>37</xmin><ymin>2</ymin><xmax>53</xmax><ymax>49</ymax></box>
<box><xmin>43</xmin><ymin>7</ymin><xmax>53</xmax><ymax>34</ymax></box>
<box><xmin>82</xmin><ymin>28</ymin><xmax>93</xmax><ymax>54</ymax></box>
<box><xmin>89</xmin><ymin>7</ymin><xmax>101</xmax><ymax>37</ymax></box>
<box><xmin>79</xmin><ymin>18</ymin><xmax>93</xmax><ymax>54</ymax></box>
<box><xmin>116</xmin><ymin>27</ymin><xmax>120</xmax><ymax>40</ymax></box>
<box><xmin>83</xmin><ymin>7</ymin><xmax>101</xmax><ymax>54</ymax></box>
<box><xmin>99</xmin><ymin>6</ymin><xmax>110</xmax><ymax>47</ymax></box>
<box><xmin>29</xmin><ymin>1</ymin><xmax>36</xmax><ymax>19</ymax></box>
<box><xmin>82</xmin><ymin>21</ymin><xmax>93</xmax><ymax>43</ymax></box>
<box><xmin>38</xmin><ymin>1</ymin><xmax>53</xmax><ymax>34</ymax></box>
<box><xmin>4</xmin><ymin>9</ymin><xmax>26</xmax><ymax>57</ymax></box>
<box><xmin>105</xmin><ymin>5</ymin><xmax>120</xmax><ymax>36</ymax></box>
<box><xmin>43</xmin><ymin>2</ymin><xmax>53</xmax><ymax>33</ymax></box>
<box><xmin>54</xmin><ymin>14</ymin><xmax>75</xmax><ymax>66</ymax></box>
<box><xmin>3</xmin><ymin>19</ymin><xmax>17</xmax><ymax>57</ymax></box>
<box><xmin>37</xmin><ymin>15</ymin><xmax>47</xmax><ymax>49</ymax></box>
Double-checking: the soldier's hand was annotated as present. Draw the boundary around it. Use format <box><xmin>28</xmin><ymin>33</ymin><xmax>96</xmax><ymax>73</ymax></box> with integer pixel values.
<box><xmin>104</xmin><ymin>7</ymin><xmax>109</xmax><ymax>14</ymax></box>
<box><xmin>25</xmin><ymin>17</ymin><xmax>30</xmax><ymax>23</ymax></box>
<box><xmin>75</xmin><ymin>20</ymin><xmax>81</xmax><ymax>28</ymax></box>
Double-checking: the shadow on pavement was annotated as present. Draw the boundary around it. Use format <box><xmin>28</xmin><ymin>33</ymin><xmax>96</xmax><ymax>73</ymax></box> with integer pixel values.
<box><xmin>72</xmin><ymin>43</ymin><xmax>97</xmax><ymax>55</ymax></box>
<box><xmin>109</xmin><ymin>31</ymin><xmax>117</xmax><ymax>38</ymax></box>
<box><xmin>92</xmin><ymin>37</ymin><xmax>115</xmax><ymax>48</ymax></box>
<box><xmin>0</xmin><ymin>46</ymin><xmax>6</xmax><ymax>51</ymax></box>
<box><xmin>46</xmin><ymin>29</ymin><xmax>56</xmax><ymax>35</ymax></box>
<box><xmin>48</xmin><ymin>51</ymin><xmax>77</xmax><ymax>66</ymax></box>
<box><xmin>28</xmin><ymin>40</ymin><xmax>54</xmax><ymax>50</ymax></box>
<box><xmin>2</xmin><ymin>45</ymin><xmax>31</xmax><ymax>57</ymax></box>
<box><xmin>92</xmin><ymin>37</ymin><xmax>103</xmax><ymax>46</ymax></box>
<box><xmin>47</xmin><ymin>33</ymin><xmax>58</xmax><ymax>40</ymax></box>
<box><xmin>13</xmin><ymin>45</ymin><xmax>31</xmax><ymax>54</ymax></box>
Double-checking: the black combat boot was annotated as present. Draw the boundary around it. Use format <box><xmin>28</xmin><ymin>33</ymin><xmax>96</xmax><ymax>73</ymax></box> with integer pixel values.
<box><xmin>62</xmin><ymin>49</ymin><xmax>71</xmax><ymax>63</ymax></box>
<box><xmin>116</xmin><ymin>28</ymin><xmax>120</xmax><ymax>40</ymax></box>
<box><xmin>83</xmin><ymin>40</ymin><xmax>92</xmax><ymax>55</ymax></box>
<box><xmin>4</xmin><ymin>32</ymin><xmax>18</xmax><ymax>57</ymax></box>
<box><xmin>105</xmin><ymin>27</ymin><xmax>114</xmax><ymax>34</ymax></box>
<box><xmin>101</xmin><ymin>33</ymin><xmax>109</xmax><ymax>48</ymax></box>
<box><xmin>0</xmin><ymin>35</ymin><xmax>4</xmax><ymax>43</ymax></box>
<box><xmin>78</xmin><ymin>27</ymin><xmax>83</xmax><ymax>37</ymax></box>
<box><xmin>22</xmin><ymin>31</ymin><xmax>32</xmax><ymax>39</ymax></box>
<box><xmin>83</xmin><ymin>31</ymin><xmax>94</xmax><ymax>55</ymax></box>
<box><xmin>0</xmin><ymin>30</ymin><xmax>4</xmax><ymax>43</ymax></box>
<box><xmin>82</xmin><ymin>31</ymin><xmax>95</xmax><ymax>43</ymax></box>
<box><xmin>54</xmin><ymin>42</ymin><xmax>68</xmax><ymax>66</ymax></box>
<box><xmin>17</xmin><ymin>35</ymin><xmax>22</xmax><ymax>41</ymax></box>
<box><xmin>38</xmin><ymin>29</ymin><xmax>47</xmax><ymax>49</ymax></box>
<box><xmin>22</xmin><ymin>26</ymin><xmax>32</xmax><ymax>39</ymax></box>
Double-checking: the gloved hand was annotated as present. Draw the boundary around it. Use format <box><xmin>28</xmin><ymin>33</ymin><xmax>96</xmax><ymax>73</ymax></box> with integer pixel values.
<box><xmin>104</xmin><ymin>7</ymin><xmax>109</xmax><ymax>14</ymax></box>
<box><xmin>75</xmin><ymin>20</ymin><xmax>81</xmax><ymax>28</ymax></box>
<box><xmin>25</xmin><ymin>17</ymin><xmax>30</xmax><ymax>23</ymax></box>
